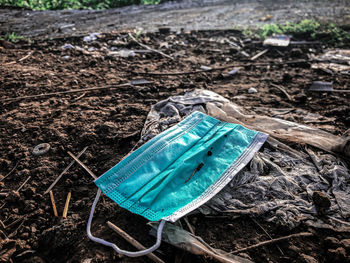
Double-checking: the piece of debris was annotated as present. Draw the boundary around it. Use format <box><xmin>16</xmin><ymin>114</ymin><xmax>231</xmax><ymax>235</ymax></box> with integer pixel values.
<box><xmin>67</xmin><ymin>152</ymin><xmax>97</xmax><ymax>179</ymax></box>
<box><xmin>251</xmin><ymin>49</ymin><xmax>268</xmax><ymax>60</ymax></box>
<box><xmin>309</xmin><ymin>81</ymin><xmax>350</xmax><ymax>92</ymax></box>
<box><xmin>108</xmin><ymin>49</ymin><xmax>136</xmax><ymax>58</ymax></box>
<box><xmin>44</xmin><ymin>147</ymin><xmax>88</xmax><ymax>194</ymax></box>
<box><xmin>16</xmin><ymin>176</ymin><xmax>31</xmax><ymax>192</ymax></box>
<box><xmin>313</xmin><ymin>191</ymin><xmax>331</xmax><ymax>214</ymax></box>
<box><xmin>263</xmin><ymin>35</ymin><xmax>290</xmax><ymax>47</ymax></box>
<box><xmin>32</xmin><ymin>143</ymin><xmax>50</xmax><ymax>156</ymax></box>
<box><xmin>62</xmin><ymin>192</ymin><xmax>71</xmax><ymax>219</ymax></box>
<box><xmin>259</xmin><ymin>14</ymin><xmax>273</xmax><ymax>21</ymax></box>
<box><xmin>49</xmin><ymin>190</ymin><xmax>58</xmax><ymax>217</ymax></box>
<box><xmin>61</xmin><ymin>44</ymin><xmax>75</xmax><ymax>50</ymax></box>
<box><xmin>158</xmin><ymin>27</ymin><xmax>170</xmax><ymax>34</ymax></box>
<box><xmin>83</xmin><ymin>33</ymin><xmax>100</xmax><ymax>42</ymax></box>
<box><xmin>149</xmin><ymin>222</ymin><xmax>251</xmax><ymax>263</ymax></box>
<box><xmin>129</xmin><ymin>33</ymin><xmax>174</xmax><ymax>60</ymax></box>
<box><xmin>223</xmin><ymin>68</ymin><xmax>240</xmax><ymax>78</ymax></box>
<box><xmin>1</xmin><ymin>80</ymin><xmax>153</xmax><ymax>102</ymax></box>
<box><xmin>200</xmin><ymin>65</ymin><xmax>212</xmax><ymax>71</ymax></box>
<box><xmin>311</xmin><ymin>49</ymin><xmax>350</xmax><ymax>74</ymax></box>
<box><xmin>248</xmin><ymin>87</ymin><xmax>258</xmax><ymax>94</ymax></box>
<box><xmin>107</xmin><ymin>221</ymin><xmax>165</xmax><ymax>263</ymax></box>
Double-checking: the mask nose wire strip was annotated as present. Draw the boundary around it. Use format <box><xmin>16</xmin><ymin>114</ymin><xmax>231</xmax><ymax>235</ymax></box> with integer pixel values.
<box><xmin>87</xmin><ymin>189</ymin><xmax>166</xmax><ymax>257</ymax></box>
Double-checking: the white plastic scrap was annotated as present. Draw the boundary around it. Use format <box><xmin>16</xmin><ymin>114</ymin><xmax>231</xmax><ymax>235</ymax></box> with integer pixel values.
<box><xmin>83</xmin><ymin>32</ymin><xmax>100</xmax><ymax>42</ymax></box>
<box><xmin>263</xmin><ymin>35</ymin><xmax>290</xmax><ymax>47</ymax></box>
<box><xmin>108</xmin><ymin>50</ymin><xmax>136</xmax><ymax>58</ymax></box>
<box><xmin>248</xmin><ymin>87</ymin><xmax>258</xmax><ymax>94</ymax></box>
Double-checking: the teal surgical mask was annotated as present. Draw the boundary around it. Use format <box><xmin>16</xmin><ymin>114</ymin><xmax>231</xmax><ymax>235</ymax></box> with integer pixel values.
<box><xmin>87</xmin><ymin>111</ymin><xmax>267</xmax><ymax>257</ymax></box>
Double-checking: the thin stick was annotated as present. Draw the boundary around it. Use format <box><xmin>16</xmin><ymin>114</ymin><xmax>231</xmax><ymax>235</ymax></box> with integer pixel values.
<box><xmin>136</xmin><ymin>59</ymin><xmax>315</xmax><ymax>76</ymax></box>
<box><xmin>251</xmin><ymin>49</ymin><xmax>268</xmax><ymax>61</ymax></box>
<box><xmin>0</xmin><ymin>193</ymin><xmax>9</xmax><ymax>197</ymax></box>
<box><xmin>107</xmin><ymin>221</ymin><xmax>165</xmax><ymax>263</ymax></box>
<box><xmin>270</xmin><ymin>83</ymin><xmax>293</xmax><ymax>101</ymax></box>
<box><xmin>8</xmin><ymin>219</ymin><xmax>25</xmax><ymax>238</ymax></box>
<box><xmin>0</xmin><ymin>162</ymin><xmax>19</xmax><ymax>182</ymax></box>
<box><xmin>5</xmin><ymin>216</ymin><xmax>24</xmax><ymax>229</ymax></box>
<box><xmin>226</xmin><ymin>232</ymin><xmax>313</xmax><ymax>255</ymax></box>
<box><xmin>44</xmin><ymin>147</ymin><xmax>88</xmax><ymax>194</ymax></box>
<box><xmin>62</xmin><ymin>192</ymin><xmax>71</xmax><ymax>219</ymax></box>
<box><xmin>0</xmin><ymin>219</ymin><xmax>6</xmax><ymax>229</ymax></box>
<box><xmin>16</xmin><ymin>176</ymin><xmax>31</xmax><ymax>192</ymax></box>
<box><xmin>183</xmin><ymin>217</ymin><xmax>195</xmax><ymax>235</ymax></box>
<box><xmin>0</xmin><ymin>229</ymin><xmax>7</xmax><ymax>239</ymax></box>
<box><xmin>1</xmin><ymin>80</ymin><xmax>152</xmax><ymax>102</ymax></box>
<box><xmin>5</xmin><ymin>51</ymin><xmax>33</xmax><ymax>65</ymax></box>
<box><xmin>67</xmin><ymin>151</ymin><xmax>97</xmax><ymax>180</ymax></box>
<box><xmin>73</xmin><ymin>93</ymin><xmax>86</xmax><ymax>101</ymax></box>
<box><xmin>251</xmin><ymin>218</ymin><xmax>284</xmax><ymax>255</ymax></box>
<box><xmin>129</xmin><ymin>33</ymin><xmax>174</xmax><ymax>60</ymax></box>
<box><xmin>49</xmin><ymin>190</ymin><xmax>58</xmax><ymax>217</ymax></box>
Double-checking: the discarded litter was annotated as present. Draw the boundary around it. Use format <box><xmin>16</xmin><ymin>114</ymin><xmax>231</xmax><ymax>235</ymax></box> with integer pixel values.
<box><xmin>83</xmin><ymin>32</ymin><xmax>100</xmax><ymax>42</ymax></box>
<box><xmin>200</xmin><ymin>65</ymin><xmax>212</xmax><ymax>71</ymax></box>
<box><xmin>87</xmin><ymin>111</ymin><xmax>267</xmax><ymax>257</ymax></box>
<box><xmin>61</xmin><ymin>44</ymin><xmax>75</xmax><ymax>50</ymax></box>
<box><xmin>309</xmin><ymin>81</ymin><xmax>350</xmax><ymax>92</ymax></box>
<box><xmin>263</xmin><ymin>34</ymin><xmax>290</xmax><ymax>47</ymax></box>
<box><xmin>311</xmin><ymin>49</ymin><xmax>350</xmax><ymax>74</ymax></box>
<box><xmin>223</xmin><ymin>68</ymin><xmax>240</xmax><ymax>78</ymax></box>
<box><xmin>108</xmin><ymin>49</ymin><xmax>136</xmax><ymax>58</ymax></box>
<box><xmin>248</xmin><ymin>87</ymin><xmax>258</xmax><ymax>93</ymax></box>
<box><xmin>139</xmin><ymin>89</ymin><xmax>350</xmax><ymax>231</ymax></box>
<box><xmin>309</xmin><ymin>81</ymin><xmax>333</xmax><ymax>91</ymax></box>
<box><xmin>32</xmin><ymin>143</ymin><xmax>50</xmax><ymax>156</ymax></box>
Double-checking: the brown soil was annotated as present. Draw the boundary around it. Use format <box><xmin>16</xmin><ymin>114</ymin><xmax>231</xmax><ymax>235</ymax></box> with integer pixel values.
<box><xmin>0</xmin><ymin>29</ymin><xmax>350</xmax><ymax>263</ymax></box>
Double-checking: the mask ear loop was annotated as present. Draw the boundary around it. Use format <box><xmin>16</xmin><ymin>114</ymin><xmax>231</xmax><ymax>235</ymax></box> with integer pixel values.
<box><xmin>87</xmin><ymin>189</ymin><xmax>165</xmax><ymax>257</ymax></box>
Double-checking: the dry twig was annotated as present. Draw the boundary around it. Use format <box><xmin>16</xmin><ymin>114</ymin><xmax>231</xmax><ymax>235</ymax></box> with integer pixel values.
<box><xmin>227</xmin><ymin>232</ymin><xmax>313</xmax><ymax>255</ymax></box>
<box><xmin>251</xmin><ymin>49</ymin><xmax>268</xmax><ymax>61</ymax></box>
<box><xmin>5</xmin><ymin>51</ymin><xmax>33</xmax><ymax>65</ymax></box>
<box><xmin>44</xmin><ymin>147</ymin><xmax>88</xmax><ymax>194</ymax></box>
<box><xmin>251</xmin><ymin>218</ymin><xmax>284</xmax><ymax>255</ymax></box>
<box><xmin>49</xmin><ymin>190</ymin><xmax>58</xmax><ymax>217</ymax></box>
<box><xmin>16</xmin><ymin>176</ymin><xmax>31</xmax><ymax>192</ymax></box>
<box><xmin>183</xmin><ymin>217</ymin><xmax>195</xmax><ymax>235</ymax></box>
<box><xmin>1</xmin><ymin>80</ymin><xmax>152</xmax><ymax>102</ymax></box>
<box><xmin>67</xmin><ymin>151</ymin><xmax>97</xmax><ymax>179</ymax></box>
<box><xmin>107</xmin><ymin>221</ymin><xmax>165</xmax><ymax>263</ymax></box>
<box><xmin>62</xmin><ymin>192</ymin><xmax>71</xmax><ymax>219</ymax></box>
<box><xmin>129</xmin><ymin>33</ymin><xmax>174</xmax><ymax>60</ymax></box>
<box><xmin>0</xmin><ymin>162</ymin><xmax>19</xmax><ymax>182</ymax></box>
<box><xmin>270</xmin><ymin>83</ymin><xmax>293</xmax><ymax>101</ymax></box>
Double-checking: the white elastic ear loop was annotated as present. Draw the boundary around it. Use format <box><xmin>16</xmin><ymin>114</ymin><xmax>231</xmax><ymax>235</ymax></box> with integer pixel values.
<box><xmin>87</xmin><ymin>189</ymin><xmax>165</xmax><ymax>257</ymax></box>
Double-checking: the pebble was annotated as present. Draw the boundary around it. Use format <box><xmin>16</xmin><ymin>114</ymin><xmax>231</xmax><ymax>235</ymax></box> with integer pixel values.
<box><xmin>248</xmin><ymin>87</ymin><xmax>258</xmax><ymax>94</ymax></box>
<box><xmin>324</xmin><ymin>237</ymin><xmax>340</xmax><ymax>248</ymax></box>
<box><xmin>340</xmin><ymin>239</ymin><xmax>350</xmax><ymax>252</ymax></box>
<box><xmin>327</xmin><ymin>247</ymin><xmax>347</xmax><ymax>262</ymax></box>
<box><xmin>300</xmin><ymin>254</ymin><xmax>318</xmax><ymax>263</ymax></box>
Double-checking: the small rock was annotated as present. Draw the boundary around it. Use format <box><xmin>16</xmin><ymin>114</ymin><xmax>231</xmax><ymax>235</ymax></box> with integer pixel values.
<box><xmin>340</xmin><ymin>239</ymin><xmax>350</xmax><ymax>253</ymax></box>
<box><xmin>248</xmin><ymin>87</ymin><xmax>258</xmax><ymax>94</ymax></box>
<box><xmin>300</xmin><ymin>254</ymin><xmax>318</xmax><ymax>263</ymax></box>
<box><xmin>313</xmin><ymin>191</ymin><xmax>331</xmax><ymax>214</ymax></box>
<box><xmin>324</xmin><ymin>236</ymin><xmax>340</xmax><ymax>248</ymax></box>
<box><xmin>327</xmin><ymin>247</ymin><xmax>347</xmax><ymax>262</ymax></box>
<box><xmin>158</xmin><ymin>27</ymin><xmax>171</xmax><ymax>34</ymax></box>
<box><xmin>238</xmin><ymin>253</ymin><xmax>252</xmax><ymax>261</ymax></box>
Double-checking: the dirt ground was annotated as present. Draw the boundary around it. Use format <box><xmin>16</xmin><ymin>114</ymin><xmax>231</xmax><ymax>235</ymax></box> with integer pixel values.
<box><xmin>1</xmin><ymin>0</ymin><xmax>350</xmax><ymax>39</ymax></box>
<box><xmin>0</xmin><ymin>29</ymin><xmax>350</xmax><ymax>263</ymax></box>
